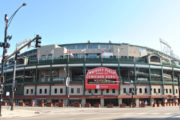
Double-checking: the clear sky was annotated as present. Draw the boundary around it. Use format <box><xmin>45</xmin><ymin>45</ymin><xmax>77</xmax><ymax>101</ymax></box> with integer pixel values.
<box><xmin>0</xmin><ymin>0</ymin><xmax>180</xmax><ymax>58</ymax></box>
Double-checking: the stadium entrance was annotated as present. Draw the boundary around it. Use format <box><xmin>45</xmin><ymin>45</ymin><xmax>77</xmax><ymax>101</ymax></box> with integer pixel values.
<box><xmin>86</xmin><ymin>99</ymin><xmax>100</xmax><ymax>106</ymax></box>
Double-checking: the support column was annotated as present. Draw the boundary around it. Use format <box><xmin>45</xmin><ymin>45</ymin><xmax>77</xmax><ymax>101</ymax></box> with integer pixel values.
<box><xmin>81</xmin><ymin>98</ymin><xmax>86</xmax><ymax>107</ymax></box>
<box><xmin>63</xmin><ymin>99</ymin><xmax>68</xmax><ymax>106</ymax></box>
<box><xmin>150</xmin><ymin>98</ymin><xmax>154</xmax><ymax>106</ymax></box>
<box><xmin>118</xmin><ymin>98</ymin><xmax>122</xmax><ymax>106</ymax></box>
<box><xmin>164</xmin><ymin>98</ymin><xmax>167</xmax><ymax>103</ymax></box>
<box><xmin>35</xmin><ymin>65</ymin><xmax>38</xmax><ymax>96</ymax></box>
<box><xmin>49</xmin><ymin>64</ymin><xmax>52</xmax><ymax>96</ymax></box>
<box><xmin>100</xmin><ymin>98</ymin><xmax>104</xmax><ymax>107</ymax></box>
<box><xmin>174</xmin><ymin>98</ymin><xmax>178</xmax><ymax>103</ymax></box>
<box><xmin>161</xmin><ymin>66</ymin><xmax>165</xmax><ymax>95</ymax></box>
<box><xmin>149</xmin><ymin>65</ymin><xmax>152</xmax><ymax>95</ymax></box>
<box><xmin>135</xmin><ymin>98</ymin><xmax>139</xmax><ymax>107</ymax></box>
<box><xmin>83</xmin><ymin>57</ymin><xmax>86</xmax><ymax>96</ymax></box>
<box><xmin>172</xmin><ymin>67</ymin><xmax>175</xmax><ymax>95</ymax></box>
<box><xmin>134</xmin><ymin>64</ymin><xmax>137</xmax><ymax>95</ymax></box>
<box><xmin>118</xmin><ymin>59</ymin><xmax>121</xmax><ymax>95</ymax></box>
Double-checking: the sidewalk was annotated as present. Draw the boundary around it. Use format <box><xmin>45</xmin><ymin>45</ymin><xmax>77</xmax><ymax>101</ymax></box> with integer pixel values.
<box><xmin>1</xmin><ymin>106</ymin><xmax>40</xmax><ymax>119</ymax></box>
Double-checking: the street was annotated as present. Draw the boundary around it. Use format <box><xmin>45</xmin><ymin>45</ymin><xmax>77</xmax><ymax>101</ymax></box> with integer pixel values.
<box><xmin>1</xmin><ymin>106</ymin><xmax>180</xmax><ymax>120</ymax></box>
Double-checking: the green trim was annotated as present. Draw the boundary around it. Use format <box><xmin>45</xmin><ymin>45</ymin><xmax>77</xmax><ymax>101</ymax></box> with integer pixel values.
<box><xmin>134</xmin><ymin>64</ymin><xmax>137</xmax><ymax>95</ymax></box>
<box><xmin>49</xmin><ymin>64</ymin><xmax>52</xmax><ymax>96</ymax></box>
<box><xmin>172</xmin><ymin>67</ymin><xmax>175</xmax><ymax>95</ymax></box>
<box><xmin>149</xmin><ymin>65</ymin><xmax>152</xmax><ymax>95</ymax></box>
<box><xmin>83</xmin><ymin>56</ymin><xmax>86</xmax><ymax>95</ymax></box>
<box><xmin>161</xmin><ymin>66</ymin><xmax>164</xmax><ymax>95</ymax></box>
<box><xmin>118</xmin><ymin>58</ymin><xmax>121</xmax><ymax>95</ymax></box>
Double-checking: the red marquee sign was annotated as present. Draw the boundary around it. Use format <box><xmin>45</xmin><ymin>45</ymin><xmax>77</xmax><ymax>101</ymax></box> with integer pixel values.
<box><xmin>85</xmin><ymin>67</ymin><xmax>119</xmax><ymax>89</ymax></box>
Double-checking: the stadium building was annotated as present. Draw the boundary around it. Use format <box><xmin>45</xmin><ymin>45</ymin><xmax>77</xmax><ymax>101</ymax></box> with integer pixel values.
<box><xmin>3</xmin><ymin>42</ymin><xmax>180</xmax><ymax>107</ymax></box>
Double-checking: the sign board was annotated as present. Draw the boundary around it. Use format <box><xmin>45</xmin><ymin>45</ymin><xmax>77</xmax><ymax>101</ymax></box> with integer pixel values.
<box><xmin>6</xmin><ymin>91</ymin><xmax>10</xmax><ymax>96</ymax></box>
<box><xmin>66</xmin><ymin>77</ymin><xmax>70</xmax><ymax>87</ymax></box>
<box><xmin>16</xmin><ymin>38</ymin><xmax>31</xmax><ymax>48</ymax></box>
<box><xmin>85</xmin><ymin>67</ymin><xmax>119</xmax><ymax>89</ymax></box>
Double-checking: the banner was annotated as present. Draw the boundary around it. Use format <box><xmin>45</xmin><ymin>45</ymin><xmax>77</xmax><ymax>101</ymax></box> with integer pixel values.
<box><xmin>85</xmin><ymin>67</ymin><xmax>119</xmax><ymax>89</ymax></box>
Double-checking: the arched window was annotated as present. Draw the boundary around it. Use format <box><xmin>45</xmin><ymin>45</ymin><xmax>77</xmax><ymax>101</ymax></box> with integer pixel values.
<box><xmin>150</xmin><ymin>56</ymin><xmax>160</xmax><ymax>63</ymax></box>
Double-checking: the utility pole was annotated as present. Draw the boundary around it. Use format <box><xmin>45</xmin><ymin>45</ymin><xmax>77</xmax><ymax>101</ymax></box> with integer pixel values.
<box><xmin>10</xmin><ymin>52</ymin><xmax>19</xmax><ymax>111</ymax></box>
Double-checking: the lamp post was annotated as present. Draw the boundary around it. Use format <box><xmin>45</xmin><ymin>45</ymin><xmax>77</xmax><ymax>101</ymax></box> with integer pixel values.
<box><xmin>0</xmin><ymin>3</ymin><xmax>26</xmax><ymax>116</ymax></box>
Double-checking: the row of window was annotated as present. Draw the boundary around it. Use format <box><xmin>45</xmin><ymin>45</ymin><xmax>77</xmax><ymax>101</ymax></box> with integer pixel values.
<box><xmin>88</xmin><ymin>89</ymin><xmax>116</xmax><ymax>94</ymax></box>
<box><xmin>26</xmin><ymin>88</ymin><xmax>179</xmax><ymax>95</ymax></box>
<box><xmin>122</xmin><ymin>88</ymin><xmax>179</xmax><ymax>94</ymax></box>
<box><xmin>65</xmin><ymin>44</ymin><xmax>112</xmax><ymax>50</ymax></box>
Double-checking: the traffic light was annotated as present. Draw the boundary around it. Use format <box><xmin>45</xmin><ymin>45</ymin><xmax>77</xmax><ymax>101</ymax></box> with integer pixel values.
<box><xmin>0</xmin><ymin>42</ymin><xmax>10</xmax><ymax>48</ymax></box>
<box><xmin>35</xmin><ymin>35</ymin><xmax>41</xmax><ymax>48</ymax></box>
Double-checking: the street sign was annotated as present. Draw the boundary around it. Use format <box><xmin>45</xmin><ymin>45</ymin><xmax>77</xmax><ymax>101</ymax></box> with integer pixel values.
<box><xmin>16</xmin><ymin>38</ymin><xmax>30</xmax><ymax>48</ymax></box>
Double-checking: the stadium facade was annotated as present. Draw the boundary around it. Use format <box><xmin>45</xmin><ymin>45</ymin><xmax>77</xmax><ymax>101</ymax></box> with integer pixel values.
<box><xmin>3</xmin><ymin>42</ymin><xmax>180</xmax><ymax>107</ymax></box>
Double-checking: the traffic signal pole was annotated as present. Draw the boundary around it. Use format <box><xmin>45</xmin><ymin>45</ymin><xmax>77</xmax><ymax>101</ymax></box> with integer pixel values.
<box><xmin>0</xmin><ymin>35</ymin><xmax>41</xmax><ymax>114</ymax></box>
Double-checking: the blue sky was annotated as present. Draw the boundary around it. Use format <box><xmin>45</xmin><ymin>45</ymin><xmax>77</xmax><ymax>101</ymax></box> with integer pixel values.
<box><xmin>0</xmin><ymin>0</ymin><xmax>180</xmax><ymax>58</ymax></box>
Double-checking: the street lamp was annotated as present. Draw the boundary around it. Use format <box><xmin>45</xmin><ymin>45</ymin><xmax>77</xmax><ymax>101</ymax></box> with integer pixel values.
<box><xmin>0</xmin><ymin>3</ymin><xmax>26</xmax><ymax>116</ymax></box>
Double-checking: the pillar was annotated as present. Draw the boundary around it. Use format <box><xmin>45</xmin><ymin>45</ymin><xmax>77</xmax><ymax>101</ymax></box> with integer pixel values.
<box><xmin>164</xmin><ymin>98</ymin><xmax>167</xmax><ymax>103</ymax></box>
<box><xmin>81</xmin><ymin>98</ymin><xmax>86</xmax><ymax>107</ymax></box>
<box><xmin>63</xmin><ymin>99</ymin><xmax>68</xmax><ymax>106</ymax></box>
<box><xmin>118</xmin><ymin>98</ymin><xmax>122</xmax><ymax>106</ymax></box>
<box><xmin>150</xmin><ymin>98</ymin><xmax>154</xmax><ymax>106</ymax></box>
<box><xmin>135</xmin><ymin>98</ymin><xmax>139</xmax><ymax>107</ymax></box>
<box><xmin>100</xmin><ymin>98</ymin><xmax>104</xmax><ymax>107</ymax></box>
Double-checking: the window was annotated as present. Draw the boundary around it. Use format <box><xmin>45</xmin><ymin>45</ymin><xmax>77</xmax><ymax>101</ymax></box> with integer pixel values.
<box><xmin>166</xmin><ymin>89</ymin><xmax>168</xmax><ymax>93</ymax></box>
<box><xmin>31</xmin><ymin>89</ymin><xmax>33</xmax><ymax>94</ymax></box>
<box><xmin>48</xmin><ymin>54</ymin><xmax>52</xmax><ymax>59</ymax></box>
<box><xmin>139</xmin><ymin>88</ymin><xmax>142</xmax><ymax>93</ymax></box>
<box><xmin>169</xmin><ymin>89</ymin><xmax>172</xmax><ymax>93</ymax></box>
<box><xmin>95</xmin><ymin>89</ymin><xmax>98</xmax><ymax>93</ymax></box>
<box><xmin>123</xmin><ymin>88</ymin><xmax>126</xmax><ymax>93</ymax></box>
<box><xmin>176</xmin><ymin>89</ymin><xmax>178</xmax><ymax>94</ymax></box>
<box><xmin>106</xmin><ymin>89</ymin><xmax>109</xmax><ymax>93</ymax></box>
<box><xmin>158</xmin><ymin>89</ymin><xmax>161</xmax><ymax>93</ymax></box>
<box><xmin>77</xmin><ymin>45</ymin><xmax>87</xmax><ymax>49</ymax></box>
<box><xmin>154</xmin><ymin>89</ymin><xmax>156</xmax><ymax>93</ymax></box>
<box><xmin>44</xmin><ymin>89</ymin><xmax>47</xmax><ymax>94</ymax></box>
<box><xmin>129</xmin><ymin>88</ymin><xmax>132</xmax><ymax>93</ymax></box>
<box><xmin>39</xmin><ymin>89</ymin><xmax>42</xmax><ymax>94</ymax></box>
<box><xmin>60</xmin><ymin>88</ymin><xmax>63</xmax><ymax>93</ymax></box>
<box><xmin>88</xmin><ymin>53</ymin><xmax>97</xmax><ymax>58</ymax></box>
<box><xmin>71</xmin><ymin>88</ymin><xmax>74</xmax><ymax>93</ymax></box>
<box><xmin>88</xmin><ymin>89</ymin><xmax>91</xmax><ymax>94</ymax></box>
<box><xmin>77</xmin><ymin>88</ymin><xmax>80</xmax><ymax>93</ymax></box>
<box><xmin>26</xmin><ymin>89</ymin><xmax>29</xmax><ymax>94</ymax></box>
<box><xmin>112</xmin><ymin>89</ymin><xmax>115</xmax><ymax>93</ymax></box>
<box><xmin>41</xmin><ymin>55</ymin><xmax>46</xmax><ymax>60</ymax></box>
<box><xmin>66</xmin><ymin>45</ymin><xmax>76</xmax><ymax>49</ymax></box>
<box><xmin>54</xmin><ymin>88</ymin><xmax>57</xmax><ymax>94</ymax></box>
<box><xmin>145</xmin><ymin>88</ymin><xmax>147</xmax><ymax>93</ymax></box>
<box><xmin>88</xmin><ymin>44</ymin><xmax>98</xmax><ymax>49</ymax></box>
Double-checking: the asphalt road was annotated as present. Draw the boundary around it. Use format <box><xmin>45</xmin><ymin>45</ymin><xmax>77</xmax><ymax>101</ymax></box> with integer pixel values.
<box><xmin>2</xmin><ymin>106</ymin><xmax>180</xmax><ymax>120</ymax></box>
